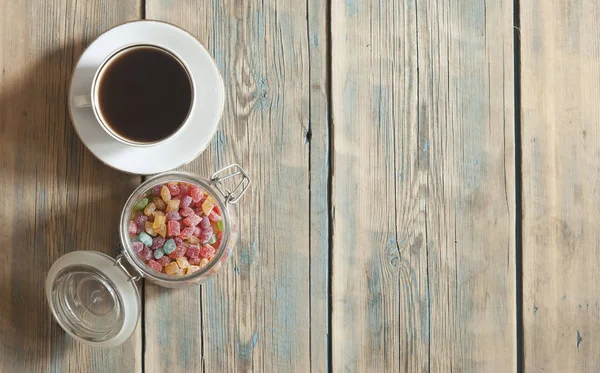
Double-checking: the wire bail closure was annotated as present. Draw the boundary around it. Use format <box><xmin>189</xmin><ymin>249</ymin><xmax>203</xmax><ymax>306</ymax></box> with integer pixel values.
<box><xmin>210</xmin><ymin>164</ymin><xmax>251</xmax><ymax>204</ymax></box>
<box><xmin>114</xmin><ymin>253</ymin><xmax>143</xmax><ymax>283</ymax></box>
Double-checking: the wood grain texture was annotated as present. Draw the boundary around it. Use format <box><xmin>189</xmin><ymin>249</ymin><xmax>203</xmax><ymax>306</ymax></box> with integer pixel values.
<box><xmin>0</xmin><ymin>1</ymin><xmax>142</xmax><ymax>372</ymax></box>
<box><xmin>521</xmin><ymin>1</ymin><xmax>600</xmax><ymax>371</ymax></box>
<box><xmin>144</xmin><ymin>0</ymin><xmax>322</xmax><ymax>371</ymax></box>
<box><xmin>331</xmin><ymin>0</ymin><xmax>515</xmax><ymax>371</ymax></box>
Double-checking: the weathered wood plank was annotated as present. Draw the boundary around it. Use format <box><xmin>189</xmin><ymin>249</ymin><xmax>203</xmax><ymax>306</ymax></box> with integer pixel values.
<box><xmin>144</xmin><ymin>0</ymin><xmax>320</xmax><ymax>371</ymax></box>
<box><xmin>0</xmin><ymin>1</ymin><xmax>142</xmax><ymax>372</ymax></box>
<box><xmin>521</xmin><ymin>1</ymin><xmax>600</xmax><ymax>371</ymax></box>
<box><xmin>331</xmin><ymin>0</ymin><xmax>515</xmax><ymax>371</ymax></box>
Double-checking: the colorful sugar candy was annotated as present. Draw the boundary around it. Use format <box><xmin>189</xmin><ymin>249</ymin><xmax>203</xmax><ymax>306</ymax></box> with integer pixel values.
<box><xmin>129</xmin><ymin>181</ymin><xmax>224</xmax><ymax>276</ymax></box>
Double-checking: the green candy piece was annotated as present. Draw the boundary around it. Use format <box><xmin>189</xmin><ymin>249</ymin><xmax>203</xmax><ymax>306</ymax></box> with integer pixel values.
<box><xmin>217</xmin><ymin>220</ymin><xmax>223</xmax><ymax>231</ymax></box>
<box><xmin>138</xmin><ymin>232</ymin><xmax>153</xmax><ymax>247</ymax></box>
<box><xmin>207</xmin><ymin>234</ymin><xmax>217</xmax><ymax>245</ymax></box>
<box><xmin>162</xmin><ymin>239</ymin><xmax>176</xmax><ymax>254</ymax></box>
<box><xmin>134</xmin><ymin>198</ymin><xmax>149</xmax><ymax>211</ymax></box>
<box><xmin>153</xmin><ymin>248</ymin><xmax>165</xmax><ymax>260</ymax></box>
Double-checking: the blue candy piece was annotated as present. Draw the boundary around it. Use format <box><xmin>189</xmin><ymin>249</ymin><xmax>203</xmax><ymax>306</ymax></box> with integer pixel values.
<box><xmin>154</xmin><ymin>248</ymin><xmax>165</xmax><ymax>260</ymax></box>
<box><xmin>138</xmin><ymin>232</ymin><xmax>153</xmax><ymax>247</ymax></box>
<box><xmin>162</xmin><ymin>238</ymin><xmax>176</xmax><ymax>254</ymax></box>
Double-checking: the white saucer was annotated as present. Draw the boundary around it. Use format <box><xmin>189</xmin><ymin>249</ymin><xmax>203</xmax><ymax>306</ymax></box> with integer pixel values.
<box><xmin>69</xmin><ymin>21</ymin><xmax>225</xmax><ymax>175</ymax></box>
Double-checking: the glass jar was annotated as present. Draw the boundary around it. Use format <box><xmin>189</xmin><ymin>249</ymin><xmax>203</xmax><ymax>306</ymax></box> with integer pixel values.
<box><xmin>45</xmin><ymin>164</ymin><xmax>250</xmax><ymax>347</ymax></box>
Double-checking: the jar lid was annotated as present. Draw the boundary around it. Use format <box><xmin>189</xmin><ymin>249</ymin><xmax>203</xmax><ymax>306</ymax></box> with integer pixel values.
<box><xmin>45</xmin><ymin>251</ymin><xmax>140</xmax><ymax>347</ymax></box>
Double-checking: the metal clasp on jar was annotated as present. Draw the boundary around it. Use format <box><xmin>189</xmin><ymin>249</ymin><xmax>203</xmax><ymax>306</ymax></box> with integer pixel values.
<box><xmin>114</xmin><ymin>253</ymin><xmax>144</xmax><ymax>283</ymax></box>
<box><xmin>210</xmin><ymin>164</ymin><xmax>251</xmax><ymax>204</ymax></box>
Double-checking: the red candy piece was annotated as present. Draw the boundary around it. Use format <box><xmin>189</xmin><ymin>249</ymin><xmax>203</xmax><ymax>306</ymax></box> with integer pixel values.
<box><xmin>157</xmin><ymin>256</ymin><xmax>171</xmax><ymax>267</ymax></box>
<box><xmin>168</xmin><ymin>220</ymin><xmax>181</xmax><ymax>236</ymax></box>
<box><xmin>214</xmin><ymin>205</ymin><xmax>221</xmax><ymax>214</ymax></box>
<box><xmin>180</xmin><ymin>195</ymin><xmax>193</xmax><ymax>208</ymax></box>
<box><xmin>179</xmin><ymin>227</ymin><xmax>194</xmax><ymax>239</ymax></box>
<box><xmin>190</xmin><ymin>186</ymin><xmax>203</xmax><ymax>203</ymax></box>
<box><xmin>208</xmin><ymin>210</ymin><xmax>222</xmax><ymax>222</ymax></box>
<box><xmin>179</xmin><ymin>183</ymin><xmax>190</xmax><ymax>196</ymax></box>
<box><xmin>147</xmin><ymin>259</ymin><xmax>162</xmax><ymax>272</ymax></box>
<box><xmin>183</xmin><ymin>214</ymin><xmax>201</xmax><ymax>227</ymax></box>
<box><xmin>180</xmin><ymin>206</ymin><xmax>194</xmax><ymax>217</ymax></box>
<box><xmin>168</xmin><ymin>245</ymin><xmax>187</xmax><ymax>259</ymax></box>
<box><xmin>200</xmin><ymin>244</ymin><xmax>216</xmax><ymax>259</ymax></box>
<box><xmin>186</xmin><ymin>245</ymin><xmax>201</xmax><ymax>259</ymax></box>
<box><xmin>167</xmin><ymin>183</ymin><xmax>180</xmax><ymax>196</ymax></box>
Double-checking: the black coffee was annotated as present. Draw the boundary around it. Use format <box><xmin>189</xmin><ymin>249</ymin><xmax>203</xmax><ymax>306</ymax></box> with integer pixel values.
<box><xmin>97</xmin><ymin>46</ymin><xmax>193</xmax><ymax>143</ymax></box>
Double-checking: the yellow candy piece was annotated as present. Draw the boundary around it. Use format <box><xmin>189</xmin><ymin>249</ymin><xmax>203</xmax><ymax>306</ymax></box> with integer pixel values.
<box><xmin>144</xmin><ymin>221</ymin><xmax>157</xmax><ymax>236</ymax></box>
<box><xmin>153</xmin><ymin>197</ymin><xmax>167</xmax><ymax>210</ymax></box>
<box><xmin>187</xmin><ymin>265</ymin><xmax>201</xmax><ymax>275</ymax></box>
<box><xmin>187</xmin><ymin>236</ymin><xmax>200</xmax><ymax>244</ymax></box>
<box><xmin>166</xmin><ymin>199</ymin><xmax>180</xmax><ymax>213</ymax></box>
<box><xmin>164</xmin><ymin>262</ymin><xmax>180</xmax><ymax>275</ymax></box>
<box><xmin>176</xmin><ymin>257</ymin><xmax>190</xmax><ymax>269</ymax></box>
<box><xmin>153</xmin><ymin>210</ymin><xmax>165</xmax><ymax>217</ymax></box>
<box><xmin>161</xmin><ymin>185</ymin><xmax>171</xmax><ymax>203</ymax></box>
<box><xmin>157</xmin><ymin>224</ymin><xmax>167</xmax><ymax>238</ymax></box>
<box><xmin>143</xmin><ymin>202</ymin><xmax>156</xmax><ymax>217</ymax></box>
<box><xmin>153</xmin><ymin>214</ymin><xmax>166</xmax><ymax>229</ymax></box>
<box><xmin>199</xmin><ymin>258</ymin><xmax>209</xmax><ymax>268</ymax></box>
<box><xmin>201</xmin><ymin>200</ymin><xmax>215</xmax><ymax>216</ymax></box>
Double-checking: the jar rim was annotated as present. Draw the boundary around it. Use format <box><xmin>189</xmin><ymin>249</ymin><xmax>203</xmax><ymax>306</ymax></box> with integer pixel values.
<box><xmin>119</xmin><ymin>171</ymin><xmax>231</xmax><ymax>282</ymax></box>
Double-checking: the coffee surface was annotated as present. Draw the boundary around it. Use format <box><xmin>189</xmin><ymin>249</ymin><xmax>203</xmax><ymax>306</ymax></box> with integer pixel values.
<box><xmin>97</xmin><ymin>46</ymin><xmax>193</xmax><ymax>143</ymax></box>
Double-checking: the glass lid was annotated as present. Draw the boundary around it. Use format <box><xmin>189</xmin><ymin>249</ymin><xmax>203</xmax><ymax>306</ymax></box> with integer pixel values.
<box><xmin>45</xmin><ymin>251</ymin><xmax>140</xmax><ymax>347</ymax></box>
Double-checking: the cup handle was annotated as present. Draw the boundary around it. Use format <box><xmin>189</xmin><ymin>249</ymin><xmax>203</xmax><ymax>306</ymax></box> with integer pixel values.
<box><xmin>72</xmin><ymin>95</ymin><xmax>92</xmax><ymax>108</ymax></box>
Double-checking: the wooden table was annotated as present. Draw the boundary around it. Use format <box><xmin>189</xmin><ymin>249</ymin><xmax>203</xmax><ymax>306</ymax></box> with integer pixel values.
<box><xmin>0</xmin><ymin>0</ymin><xmax>598</xmax><ymax>372</ymax></box>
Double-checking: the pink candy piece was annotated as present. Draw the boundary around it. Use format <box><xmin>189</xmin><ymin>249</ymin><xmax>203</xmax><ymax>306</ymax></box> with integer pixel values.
<box><xmin>180</xmin><ymin>207</ymin><xmax>194</xmax><ymax>217</ymax></box>
<box><xmin>166</xmin><ymin>211</ymin><xmax>181</xmax><ymax>221</ymax></box>
<box><xmin>190</xmin><ymin>186</ymin><xmax>203</xmax><ymax>203</ymax></box>
<box><xmin>137</xmin><ymin>247</ymin><xmax>153</xmax><ymax>261</ymax></box>
<box><xmin>167</xmin><ymin>183</ymin><xmax>180</xmax><ymax>196</ymax></box>
<box><xmin>186</xmin><ymin>245</ymin><xmax>201</xmax><ymax>259</ymax></box>
<box><xmin>168</xmin><ymin>220</ymin><xmax>181</xmax><ymax>236</ymax></box>
<box><xmin>151</xmin><ymin>236</ymin><xmax>166</xmax><ymax>250</ymax></box>
<box><xmin>128</xmin><ymin>221</ymin><xmax>138</xmax><ymax>236</ymax></box>
<box><xmin>168</xmin><ymin>245</ymin><xmax>187</xmax><ymax>259</ymax></box>
<box><xmin>151</xmin><ymin>185</ymin><xmax>163</xmax><ymax>197</ymax></box>
<box><xmin>134</xmin><ymin>213</ymin><xmax>148</xmax><ymax>230</ymax></box>
<box><xmin>147</xmin><ymin>259</ymin><xmax>162</xmax><ymax>272</ymax></box>
<box><xmin>199</xmin><ymin>227</ymin><xmax>213</xmax><ymax>243</ymax></box>
<box><xmin>174</xmin><ymin>237</ymin><xmax>184</xmax><ymax>246</ymax></box>
<box><xmin>200</xmin><ymin>244</ymin><xmax>216</xmax><ymax>259</ymax></box>
<box><xmin>200</xmin><ymin>215</ymin><xmax>211</xmax><ymax>229</ymax></box>
<box><xmin>208</xmin><ymin>210</ymin><xmax>222</xmax><ymax>222</ymax></box>
<box><xmin>193</xmin><ymin>227</ymin><xmax>201</xmax><ymax>236</ymax></box>
<box><xmin>183</xmin><ymin>214</ymin><xmax>202</xmax><ymax>227</ymax></box>
<box><xmin>179</xmin><ymin>227</ymin><xmax>194</xmax><ymax>240</ymax></box>
<box><xmin>180</xmin><ymin>195</ymin><xmax>193</xmax><ymax>208</ymax></box>
<box><xmin>188</xmin><ymin>257</ymin><xmax>202</xmax><ymax>265</ymax></box>
<box><xmin>157</xmin><ymin>256</ymin><xmax>171</xmax><ymax>267</ymax></box>
<box><xmin>132</xmin><ymin>241</ymin><xmax>144</xmax><ymax>253</ymax></box>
